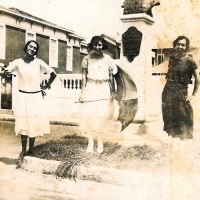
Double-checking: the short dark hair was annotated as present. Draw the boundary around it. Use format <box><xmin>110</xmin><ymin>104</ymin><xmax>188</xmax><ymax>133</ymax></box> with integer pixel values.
<box><xmin>88</xmin><ymin>36</ymin><xmax>108</xmax><ymax>50</ymax></box>
<box><xmin>173</xmin><ymin>36</ymin><xmax>190</xmax><ymax>52</ymax></box>
<box><xmin>24</xmin><ymin>40</ymin><xmax>39</xmax><ymax>55</ymax></box>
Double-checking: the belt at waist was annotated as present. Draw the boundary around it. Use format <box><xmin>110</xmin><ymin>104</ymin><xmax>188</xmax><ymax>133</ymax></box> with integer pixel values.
<box><xmin>87</xmin><ymin>78</ymin><xmax>109</xmax><ymax>84</ymax></box>
<box><xmin>19</xmin><ymin>89</ymin><xmax>46</xmax><ymax>99</ymax></box>
<box><xmin>166</xmin><ymin>81</ymin><xmax>187</xmax><ymax>90</ymax></box>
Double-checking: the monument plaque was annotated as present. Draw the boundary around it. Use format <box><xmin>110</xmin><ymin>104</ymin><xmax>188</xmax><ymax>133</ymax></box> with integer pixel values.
<box><xmin>122</xmin><ymin>26</ymin><xmax>142</xmax><ymax>62</ymax></box>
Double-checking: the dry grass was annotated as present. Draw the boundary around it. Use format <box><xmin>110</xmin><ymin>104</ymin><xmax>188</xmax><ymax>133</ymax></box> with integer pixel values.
<box><xmin>33</xmin><ymin>134</ymin><xmax>169</xmax><ymax>172</ymax></box>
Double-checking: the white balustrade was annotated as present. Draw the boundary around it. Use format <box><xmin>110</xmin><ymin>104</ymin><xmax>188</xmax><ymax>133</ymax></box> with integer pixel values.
<box><xmin>42</xmin><ymin>74</ymin><xmax>82</xmax><ymax>98</ymax></box>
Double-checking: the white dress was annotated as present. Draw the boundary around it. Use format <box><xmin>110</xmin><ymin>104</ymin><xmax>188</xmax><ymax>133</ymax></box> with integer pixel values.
<box><xmin>6</xmin><ymin>58</ymin><xmax>54</xmax><ymax>137</ymax></box>
<box><xmin>80</xmin><ymin>53</ymin><xmax>117</xmax><ymax>137</ymax></box>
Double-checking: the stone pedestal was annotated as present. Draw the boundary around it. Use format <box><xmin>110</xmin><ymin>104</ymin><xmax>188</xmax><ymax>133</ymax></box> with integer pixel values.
<box><xmin>119</xmin><ymin>13</ymin><xmax>166</xmax><ymax>137</ymax></box>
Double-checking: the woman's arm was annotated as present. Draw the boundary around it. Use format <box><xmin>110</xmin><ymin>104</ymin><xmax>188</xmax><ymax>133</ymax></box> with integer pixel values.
<box><xmin>192</xmin><ymin>69</ymin><xmax>200</xmax><ymax>96</ymax></box>
<box><xmin>46</xmin><ymin>71</ymin><xmax>57</xmax><ymax>88</ymax></box>
<box><xmin>40</xmin><ymin>71</ymin><xmax>57</xmax><ymax>90</ymax></box>
<box><xmin>79</xmin><ymin>68</ymin><xmax>87</xmax><ymax>102</ymax></box>
<box><xmin>186</xmin><ymin>69</ymin><xmax>200</xmax><ymax>101</ymax></box>
<box><xmin>0</xmin><ymin>63</ymin><xmax>13</xmax><ymax>78</ymax></box>
<box><xmin>109</xmin><ymin>66</ymin><xmax>120</xmax><ymax>100</ymax></box>
<box><xmin>109</xmin><ymin>68</ymin><xmax>115</xmax><ymax>93</ymax></box>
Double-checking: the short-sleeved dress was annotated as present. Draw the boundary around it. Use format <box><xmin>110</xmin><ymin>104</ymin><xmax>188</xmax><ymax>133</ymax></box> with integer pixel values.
<box><xmin>162</xmin><ymin>55</ymin><xmax>197</xmax><ymax>139</ymax></box>
<box><xmin>6</xmin><ymin>58</ymin><xmax>54</xmax><ymax>137</ymax></box>
<box><xmin>80</xmin><ymin>53</ymin><xmax>117</xmax><ymax>137</ymax></box>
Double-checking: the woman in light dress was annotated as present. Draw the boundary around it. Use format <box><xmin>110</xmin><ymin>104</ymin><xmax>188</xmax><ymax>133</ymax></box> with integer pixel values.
<box><xmin>0</xmin><ymin>40</ymin><xmax>57</xmax><ymax>167</ymax></box>
<box><xmin>79</xmin><ymin>36</ymin><xmax>117</xmax><ymax>153</ymax></box>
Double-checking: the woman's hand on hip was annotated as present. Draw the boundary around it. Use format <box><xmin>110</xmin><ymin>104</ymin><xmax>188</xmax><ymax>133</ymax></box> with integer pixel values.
<box><xmin>79</xmin><ymin>97</ymin><xmax>84</xmax><ymax>103</ymax></box>
<box><xmin>186</xmin><ymin>95</ymin><xmax>195</xmax><ymax>102</ymax></box>
<box><xmin>0</xmin><ymin>63</ymin><xmax>4</xmax><ymax>68</ymax></box>
<box><xmin>79</xmin><ymin>93</ymin><xmax>85</xmax><ymax>103</ymax></box>
<box><xmin>111</xmin><ymin>92</ymin><xmax>119</xmax><ymax>100</ymax></box>
<box><xmin>40</xmin><ymin>83</ymin><xmax>51</xmax><ymax>90</ymax></box>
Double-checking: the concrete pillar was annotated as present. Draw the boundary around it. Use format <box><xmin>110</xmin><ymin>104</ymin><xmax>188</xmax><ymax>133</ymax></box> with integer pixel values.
<box><xmin>120</xmin><ymin>13</ymin><xmax>155</xmax><ymax>122</ymax></box>
<box><xmin>119</xmin><ymin>13</ymin><xmax>167</xmax><ymax>138</ymax></box>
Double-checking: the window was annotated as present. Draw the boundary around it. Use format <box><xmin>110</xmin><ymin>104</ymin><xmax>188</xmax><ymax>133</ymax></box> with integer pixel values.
<box><xmin>152</xmin><ymin>51</ymin><xmax>155</xmax><ymax>67</ymax></box>
<box><xmin>26</xmin><ymin>31</ymin><xmax>36</xmax><ymax>43</ymax></box>
<box><xmin>49</xmin><ymin>38</ymin><xmax>58</xmax><ymax>67</ymax></box>
<box><xmin>152</xmin><ymin>57</ymin><xmax>155</xmax><ymax>67</ymax></box>
<box><xmin>66</xmin><ymin>45</ymin><xmax>73</xmax><ymax>71</ymax></box>
<box><xmin>157</xmin><ymin>54</ymin><xmax>164</xmax><ymax>65</ymax></box>
<box><xmin>0</xmin><ymin>24</ymin><xmax>5</xmax><ymax>59</ymax></box>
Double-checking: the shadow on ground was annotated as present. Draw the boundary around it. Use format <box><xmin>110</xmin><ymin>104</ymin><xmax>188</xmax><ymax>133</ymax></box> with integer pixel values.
<box><xmin>0</xmin><ymin>157</ymin><xmax>17</xmax><ymax>165</ymax></box>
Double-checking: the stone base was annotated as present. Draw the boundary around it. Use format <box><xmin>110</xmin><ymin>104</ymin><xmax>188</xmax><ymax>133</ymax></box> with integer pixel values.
<box><xmin>22</xmin><ymin>156</ymin><xmax>151</xmax><ymax>188</ymax></box>
<box><xmin>115</xmin><ymin>117</ymin><xmax>170</xmax><ymax>147</ymax></box>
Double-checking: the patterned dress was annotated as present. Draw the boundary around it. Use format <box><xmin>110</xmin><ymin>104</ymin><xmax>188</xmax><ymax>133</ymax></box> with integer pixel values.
<box><xmin>80</xmin><ymin>53</ymin><xmax>117</xmax><ymax>137</ymax></box>
<box><xmin>162</xmin><ymin>55</ymin><xmax>197</xmax><ymax>139</ymax></box>
<box><xmin>6</xmin><ymin>58</ymin><xmax>54</xmax><ymax>137</ymax></box>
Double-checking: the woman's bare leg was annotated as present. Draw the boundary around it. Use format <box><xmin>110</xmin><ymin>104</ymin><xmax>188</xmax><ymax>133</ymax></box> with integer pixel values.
<box><xmin>87</xmin><ymin>135</ymin><xmax>94</xmax><ymax>152</ymax></box>
<box><xmin>97</xmin><ymin>135</ymin><xmax>103</xmax><ymax>153</ymax></box>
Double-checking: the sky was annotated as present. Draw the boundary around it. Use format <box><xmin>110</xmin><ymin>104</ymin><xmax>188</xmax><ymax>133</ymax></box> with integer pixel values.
<box><xmin>0</xmin><ymin>0</ymin><xmax>199</xmax><ymax>47</ymax></box>
<box><xmin>0</xmin><ymin>0</ymin><xmax>124</xmax><ymax>43</ymax></box>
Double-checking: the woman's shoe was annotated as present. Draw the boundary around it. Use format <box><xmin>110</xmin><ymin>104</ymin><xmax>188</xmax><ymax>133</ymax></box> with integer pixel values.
<box><xmin>86</xmin><ymin>142</ymin><xmax>94</xmax><ymax>153</ymax></box>
<box><xmin>27</xmin><ymin>150</ymin><xmax>33</xmax><ymax>156</ymax></box>
<box><xmin>97</xmin><ymin>140</ymin><xmax>103</xmax><ymax>154</ymax></box>
<box><xmin>16</xmin><ymin>151</ymin><xmax>26</xmax><ymax>169</ymax></box>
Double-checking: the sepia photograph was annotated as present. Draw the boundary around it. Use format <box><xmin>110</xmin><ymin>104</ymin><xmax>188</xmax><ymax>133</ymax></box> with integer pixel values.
<box><xmin>0</xmin><ymin>0</ymin><xmax>200</xmax><ymax>199</ymax></box>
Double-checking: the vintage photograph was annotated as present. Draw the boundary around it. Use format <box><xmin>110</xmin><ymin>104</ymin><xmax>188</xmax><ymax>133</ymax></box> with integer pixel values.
<box><xmin>0</xmin><ymin>0</ymin><xmax>200</xmax><ymax>199</ymax></box>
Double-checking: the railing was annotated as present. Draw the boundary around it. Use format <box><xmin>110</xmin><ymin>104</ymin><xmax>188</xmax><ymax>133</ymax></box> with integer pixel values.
<box><xmin>40</xmin><ymin>74</ymin><xmax>83</xmax><ymax>119</ymax></box>
<box><xmin>59</xmin><ymin>74</ymin><xmax>82</xmax><ymax>90</ymax></box>
<box><xmin>42</xmin><ymin>74</ymin><xmax>82</xmax><ymax>98</ymax></box>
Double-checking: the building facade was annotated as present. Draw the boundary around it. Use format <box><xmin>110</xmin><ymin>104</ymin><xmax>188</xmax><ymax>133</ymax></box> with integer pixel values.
<box><xmin>0</xmin><ymin>5</ymin><xmax>88</xmax><ymax>110</ymax></box>
<box><xmin>0</xmin><ymin>6</ymin><xmax>88</xmax><ymax>74</ymax></box>
<box><xmin>0</xmin><ymin>6</ymin><xmax>121</xmax><ymax>113</ymax></box>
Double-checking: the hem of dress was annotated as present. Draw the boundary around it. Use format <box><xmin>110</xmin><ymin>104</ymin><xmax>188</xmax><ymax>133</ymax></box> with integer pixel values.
<box><xmin>82</xmin><ymin>98</ymin><xmax>112</xmax><ymax>102</ymax></box>
<box><xmin>15</xmin><ymin>131</ymin><xmax>51</xmax><ymax>137</ymax></box>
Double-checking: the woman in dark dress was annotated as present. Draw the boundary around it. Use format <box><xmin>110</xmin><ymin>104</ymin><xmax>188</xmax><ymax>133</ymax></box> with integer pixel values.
<box><xmin>162</xmin><ymin>36</ymin><xmax>199</xmax><ymax>150</ymax></box>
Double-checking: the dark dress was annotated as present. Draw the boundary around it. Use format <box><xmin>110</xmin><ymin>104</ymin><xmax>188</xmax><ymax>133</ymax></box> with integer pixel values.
<box><xmin>162</xmin><ymin>55</ymin><xmax>197</xmax><ymax>139</ymax></box>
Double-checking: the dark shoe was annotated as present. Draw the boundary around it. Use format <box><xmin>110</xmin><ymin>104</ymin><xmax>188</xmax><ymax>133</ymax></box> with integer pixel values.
<box><xmin>27</xmin><ymin>150</ymin><xmax>33</xmax><ymax>157</ymax></box>
<box><xmin>16</xmin><ymin>151</ymin><xmax>26</xmax><ymax>169</ymax></box>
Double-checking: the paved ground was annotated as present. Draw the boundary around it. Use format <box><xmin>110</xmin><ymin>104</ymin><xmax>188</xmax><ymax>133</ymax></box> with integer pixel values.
<box><xmin>0</xmin><ymin>116</ymin><xmax>200</xmax><ymax>200</ymax></box>
<box><xmin>1</xmin><ymin>161</ymin><xmax>147</xmax><ymax>200</ymax></box>
<box><xmin>0</xmin><ymin>120</ymin><xmax>170</xmax><ymax>200</ymax></box>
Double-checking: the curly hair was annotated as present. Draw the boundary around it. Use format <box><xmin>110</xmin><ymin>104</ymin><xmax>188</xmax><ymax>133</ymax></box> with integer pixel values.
<box><xmin>173</xmin><ymin>36</ymin><xmax>190</xmax><ymax>52</ymax></box>
<box><xmin>24</xmin><ymin>40</ymin><xmax>39</xmax><ymax>55</ymax></box>
<box><xmin>88</xmin><ymin>36</ymin><xmax>108</xmax><ymax>51</ymax></box>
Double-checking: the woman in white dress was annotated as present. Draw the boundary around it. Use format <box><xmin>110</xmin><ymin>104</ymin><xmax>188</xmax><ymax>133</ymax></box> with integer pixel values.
<box><xmin>0</xmin><ymin>40</ymin><xmax>57</xmax><ymax>167</ymax></box>
<box><xmin>79</xmin><ymin>36</ymin><xmax>117</xmax><ymax>153</ymax></box>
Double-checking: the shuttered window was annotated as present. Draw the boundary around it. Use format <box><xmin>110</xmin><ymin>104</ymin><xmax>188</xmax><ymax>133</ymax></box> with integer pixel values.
<box><xmin>0</xmin><ymin>24</ymin><xmax>5</xmax><ymax>60</ymax></box>
<box><xmin>66</xmin><ymin>45</ymin><xmax>73</xmax><ymax>71</ymax></box>
<box><xmin>49</xmin><ymin>38</ymin><xmax>58</xmax><ymax>67</ymax></box>
<box><xmin>36</xmin><ymin>34</ymin><xmax>49</xmax><ymax>64</ymax></box>
<box><xmin>58</xmin><ymin>40</ymin><xmax>67</xmax><ymax>73</ymax></box>
<box><xmin>6</xmin><ymin>26</ymin><xmax>25</xmax><ymax>63</ymax></box>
